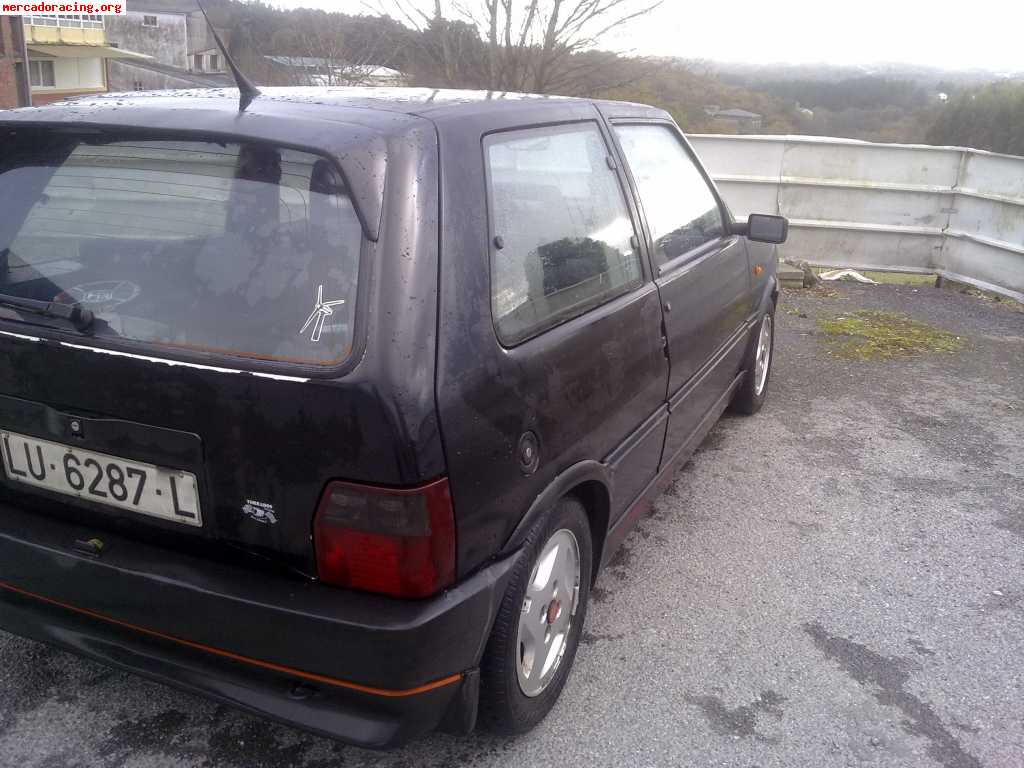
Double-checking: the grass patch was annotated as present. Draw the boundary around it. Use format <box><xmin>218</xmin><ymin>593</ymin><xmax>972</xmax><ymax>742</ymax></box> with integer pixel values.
<box><xmin>861</xmin><ymin>271</ymin><xmax>937</xmax><ymax>286</ymax></box>
<box><xmin>818</xmin><ymin>310</ymin><xmax>964</xmax><ymax>360</ymax></box>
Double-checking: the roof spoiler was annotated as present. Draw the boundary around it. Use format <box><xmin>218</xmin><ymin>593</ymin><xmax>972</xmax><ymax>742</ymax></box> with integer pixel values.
<box><xmin>196</xmin><ymin>1</ymin><xmax>260</xmax><ymax>112</ymax></box>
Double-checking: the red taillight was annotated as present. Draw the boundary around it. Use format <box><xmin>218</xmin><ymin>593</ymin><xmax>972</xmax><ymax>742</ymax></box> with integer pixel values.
<box><xmin>313</xmin><ymin>478</ymin><xmax>456</xmax><ymax>598</ymax></box>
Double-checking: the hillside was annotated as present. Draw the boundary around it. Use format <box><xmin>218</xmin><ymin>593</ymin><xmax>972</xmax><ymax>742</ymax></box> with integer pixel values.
<box><xmin>197</xmin><ymin>1</ymin><xmax>1016</xmax><ymax>146</ymax></box>
<box><xmin>710</xmin><ymin>60</ymin><xmax>1020</xmax><ymax>144</ymax></box>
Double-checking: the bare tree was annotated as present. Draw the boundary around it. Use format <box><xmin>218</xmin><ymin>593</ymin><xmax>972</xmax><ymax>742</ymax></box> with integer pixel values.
<box><xmin>269</xmin><ymin>24</ymin><xmax>395</xmax><ymax>87</ymax></box>
<box><xmin>374</xmin><ymin>0</ymin><xmax>662</xmax><ymax>93</ymax></box>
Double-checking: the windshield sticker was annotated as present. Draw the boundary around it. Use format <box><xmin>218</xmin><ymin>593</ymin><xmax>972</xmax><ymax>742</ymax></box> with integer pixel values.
<box><xmin>300</xmin><ymin>284</ymin><xmax>345</xmax><ymax>343</ymax></box>
<box><xmin>60</xmin><ymin>281</ymin><xmax>141</xmax><ymax>313</ymax></box>
<box><xmin>241</xmin><ymin>500</ymin><xmax>277</xmax><ymax>525</ymax></box>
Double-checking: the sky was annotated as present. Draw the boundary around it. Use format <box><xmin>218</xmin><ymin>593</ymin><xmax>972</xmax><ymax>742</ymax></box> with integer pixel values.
<box><xmin>268</xmin><ymin>0</ymin><xmax>1024</xmax><ymax>73</ymax></box>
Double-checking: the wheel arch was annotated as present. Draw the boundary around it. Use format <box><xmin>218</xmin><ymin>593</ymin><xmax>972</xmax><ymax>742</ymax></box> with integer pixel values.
<box><xmin>568</xmin><ymin>480</ymin><xmax>610</xmax><ymax>584</ymax></box>
<box><xmin>742</xmin><ymin>274</ymin><xmax>779</xmax><ymax>366</ymax></box>
<box><xmin>499</xmin><ymin>460</ymin><xmax>612</xmax><ymax>583</ymax></box>
<box><xmin>763</xmin><ymin>269</ymin><xmax>779</xmax><ymax>312</ymax></box>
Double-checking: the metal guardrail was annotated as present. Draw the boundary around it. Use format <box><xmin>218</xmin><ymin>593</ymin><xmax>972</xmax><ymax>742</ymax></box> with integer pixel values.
<box><xmin>689</xmin><ymin>134</ymin><xmax>1024</xmax><ymax>302</ymax></box>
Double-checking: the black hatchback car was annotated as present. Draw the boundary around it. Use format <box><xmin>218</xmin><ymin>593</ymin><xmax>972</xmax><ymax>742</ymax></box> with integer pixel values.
<box><xmin>0</xmin><ymin>88</ymin><xmax>786</xmax><ymax>748</ymax></box>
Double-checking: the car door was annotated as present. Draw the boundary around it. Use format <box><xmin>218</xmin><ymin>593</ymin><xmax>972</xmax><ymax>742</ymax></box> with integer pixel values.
<box><xmin>434</xmin><ymin>114</ymin><xmax>670</xmax><ymax>574</ymax></box>
<box><xmin>611</xmin><ymin>121</ymin><xmax>753</xmax><ymax>468</ymax></box>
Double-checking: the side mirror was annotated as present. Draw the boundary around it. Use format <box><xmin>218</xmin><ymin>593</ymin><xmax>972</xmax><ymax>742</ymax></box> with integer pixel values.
<box><xmin>739</xmin><ymin>213</ymin><xmax>789</xmax><ymax>244</ymax></box>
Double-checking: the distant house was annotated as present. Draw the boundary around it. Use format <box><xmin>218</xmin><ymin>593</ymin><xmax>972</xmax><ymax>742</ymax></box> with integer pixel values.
<box><xmin>185</xmin><ymin>8</ymin><xmax>230</xmax><ymax>75</ymax></box>
<box><xmin>703</xmin><ymin>106</ymin><xmax>764</xmax><ymax>133</ymax></box>
<box><xmin>15</xmin><ymin>15</ymin><xmax>150</xmax><ymax>106</ymax></box>
<box><xmin>190</xmin><ymin>46</ymin><xmax>225</xmax><ymax>74</ymax></box>
<box><xmin>104</xmin><ymin>1</ymin><xmax>231</xmax><ymax>91</ymax></box>
<box><xmin>264</xmin><ymin>56</ymin><xmax>408</xmax><ymax>87</ymax></box>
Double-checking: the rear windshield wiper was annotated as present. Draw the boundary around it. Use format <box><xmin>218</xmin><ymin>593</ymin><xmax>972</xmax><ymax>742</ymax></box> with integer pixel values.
<box><xmin>0</xmin><ymin>294</ymin><xmax>95</xmax><ymax>334</ymax></box>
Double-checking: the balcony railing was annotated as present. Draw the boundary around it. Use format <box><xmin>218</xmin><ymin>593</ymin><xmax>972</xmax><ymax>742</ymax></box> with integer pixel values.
<box><xmin>24</xmin><ymin>14</ymin><xmax>104</xmax><ymax>29</ymax></box>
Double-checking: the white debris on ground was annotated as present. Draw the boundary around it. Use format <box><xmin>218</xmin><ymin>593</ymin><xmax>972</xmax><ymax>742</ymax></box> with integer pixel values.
<box><xmin>819</xmin><ymin>269</ymin><xmax>879</xmax><ymax>284</ymax></box>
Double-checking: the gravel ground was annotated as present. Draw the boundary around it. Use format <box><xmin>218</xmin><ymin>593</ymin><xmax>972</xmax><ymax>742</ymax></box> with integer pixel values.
<box><xmin>1</xmin><ymin>282</ymin><xmax>1022</xmax><ymax>768</ymax></box>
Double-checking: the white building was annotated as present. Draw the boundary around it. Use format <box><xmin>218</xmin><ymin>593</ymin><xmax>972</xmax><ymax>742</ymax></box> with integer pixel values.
<box><xmin>20</xmin><ymin>14</ymin><xmax>148</xmax><ymax>104</ymax></box>
<box><xmin>103</xmin><ymin>1</ymin><xmax>232</xmax><ymax>92</ymax></box>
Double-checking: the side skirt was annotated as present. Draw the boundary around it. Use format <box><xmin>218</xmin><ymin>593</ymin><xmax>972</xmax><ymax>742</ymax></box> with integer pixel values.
<box><xmin>599</xmin><ymin>371</ymin><xmax>744</xmax><ymax>570</ymax></box>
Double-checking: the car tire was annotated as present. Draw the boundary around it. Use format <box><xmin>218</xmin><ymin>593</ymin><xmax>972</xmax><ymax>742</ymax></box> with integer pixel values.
<box><xmin>478</xmin><ymin>496</ymin><xmax>593</xmax><ymax>735</ymax></box>
<box><xmin>731</xmin><ymin>299</ymin><xmax>776</xmax><ymax>416</ymax></box>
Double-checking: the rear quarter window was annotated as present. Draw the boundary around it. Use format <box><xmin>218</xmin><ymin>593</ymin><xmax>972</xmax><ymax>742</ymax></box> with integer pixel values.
<box><xmin>0</xmin><ymin>135</ymin><xmax>362</xmax><ymax>367</ymax></box>
<box><xmin>484</xmin><ymin>122</ymin><xmax>643</xmax><ymax>345</ymax></box>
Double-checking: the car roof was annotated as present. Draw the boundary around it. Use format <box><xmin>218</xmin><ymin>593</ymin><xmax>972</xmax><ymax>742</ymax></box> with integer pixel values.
<box><xmin>1</xmin><ymin>86</ymin><xmax>669</xmax><ymax>122</ymax></box>
<box><xmin>0</xmin><ymin>87</ymin><xmax>670</xmax><ymax>241</ymax></box>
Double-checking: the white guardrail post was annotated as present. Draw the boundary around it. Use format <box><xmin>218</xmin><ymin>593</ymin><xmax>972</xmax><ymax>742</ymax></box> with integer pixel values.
<box><xmin>689</xmin><ymin>134</ymin><xmax>1024</xmax><ymax>303</ymax></box>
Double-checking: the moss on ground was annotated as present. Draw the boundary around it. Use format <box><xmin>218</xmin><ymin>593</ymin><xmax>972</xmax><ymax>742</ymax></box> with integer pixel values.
<box><xmin>862</xmin><ymin>271</ymin><xmax>938</xmax><ymax>286</ymax></box>
<box><xmin>818</xmin><ymin>310</ymin><xmax>964</xmax><ymax>360</ymax></box>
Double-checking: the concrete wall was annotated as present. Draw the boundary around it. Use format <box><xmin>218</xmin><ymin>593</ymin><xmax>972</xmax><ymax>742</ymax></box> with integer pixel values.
<box><xmin>185</xmin><ymin>13</ymin><xmax>216</xmax><ymax>58</ymax></box>
<box><xmin>689</xmin><ymin>134</ymin><xmax>1024</xmax><ymax>302</ymax></box>
<box><xmin>107</xmin><ymin>59</ymin><xmax>208</xmax><ymax>91</ymax></box>
<box><xmin>105</xmin><ymin>12</ymin><xmax>188</xmax><ymax>68</ymax></box>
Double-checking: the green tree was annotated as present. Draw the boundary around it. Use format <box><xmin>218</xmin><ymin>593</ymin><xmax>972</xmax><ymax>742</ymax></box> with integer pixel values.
<box><xmin>927</xmin><ymin>83</ymin><xmax>1024</xmax><ymax>155</ymax></box>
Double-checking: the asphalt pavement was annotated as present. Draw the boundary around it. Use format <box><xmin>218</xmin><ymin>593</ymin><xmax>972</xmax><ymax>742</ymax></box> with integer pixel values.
<box><xmin>1</xmin><ymin>282</ymin><xmax>1022</xmax><ymax>768</ymax></box>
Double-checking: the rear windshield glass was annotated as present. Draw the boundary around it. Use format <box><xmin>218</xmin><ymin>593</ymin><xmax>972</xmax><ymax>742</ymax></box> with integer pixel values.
<box><xmin>0</xmin><ymin>133</ymin><xmax>361</xmax><ymax>366</ymax></box>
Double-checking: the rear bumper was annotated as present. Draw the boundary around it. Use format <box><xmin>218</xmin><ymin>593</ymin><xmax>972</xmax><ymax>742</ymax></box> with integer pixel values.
<box><xmin>0</xmin><ymin>502</ymin><xmax>519</xmax><ymax>748</ymax></box>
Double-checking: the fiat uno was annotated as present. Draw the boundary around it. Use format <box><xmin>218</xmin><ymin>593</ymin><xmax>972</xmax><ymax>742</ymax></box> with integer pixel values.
<box><xmin>0</xmin><ymin>88</ymin><xmax>786</xmax><ymax>747</ymax></box>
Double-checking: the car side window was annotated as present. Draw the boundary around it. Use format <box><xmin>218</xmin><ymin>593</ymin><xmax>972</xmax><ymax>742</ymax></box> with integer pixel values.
<box><xmin>485</xmin><ymin>122</ymin><xmax>643</xmax><ymax>345</ymax></box>
<box><xmin>613</xmin><ymin>124</ymin><xmax>725</xmax><ymax>263</ymax></box>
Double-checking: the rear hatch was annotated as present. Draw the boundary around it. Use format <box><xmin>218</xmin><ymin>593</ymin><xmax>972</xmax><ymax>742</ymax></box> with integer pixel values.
<box><xmin>0</xmin><ymin>118</ymin><xmax>438</xmax><ymax>579</ymax></box>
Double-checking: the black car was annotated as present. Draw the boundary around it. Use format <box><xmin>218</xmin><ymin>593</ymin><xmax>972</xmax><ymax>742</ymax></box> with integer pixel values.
<box><xmin>0</xmin><ymin>87</ymin><xmax>786</xmax><ymax>748</ymax></box>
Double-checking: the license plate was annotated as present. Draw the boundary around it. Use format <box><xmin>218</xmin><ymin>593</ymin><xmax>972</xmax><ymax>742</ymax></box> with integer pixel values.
<box><xmin>0</xmin><ymin>430</ymin><xmax>202</xmax><ymax>527</ymax></box>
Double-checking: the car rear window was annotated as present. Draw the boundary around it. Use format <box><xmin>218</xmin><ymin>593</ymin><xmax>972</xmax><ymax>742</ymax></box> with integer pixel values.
<box><xmin>0</xmin><ymin>133</ymin><xmax>362</xmax><ymax>366</ymax></box>
<box><xmin>485</xmin><ymin>122</ymin><xmax>643</xmax><ymax>345</ymax></box>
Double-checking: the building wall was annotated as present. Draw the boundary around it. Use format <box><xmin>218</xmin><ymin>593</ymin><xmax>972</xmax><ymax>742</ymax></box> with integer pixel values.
<box><xmin>31</xmin><ymin>91</ymin><xmax>81</xmax><ymax>106</ymax></box>
<box><xmin>0</xmin><ymin>18</ymin><xmax>19</xmax><ymax>109</ymax></box>
<box><xmin>186</xmin><ymin>13</ymin><xmax>215</xmax><ymax>57</ymax></box>
<box><xmin>105</xmin><ymin>12</ymin><xmax>188</xmax><ymax>69</ymax></box>
<box><xmin>107</xmin><ymin>59</ymin><xmax>205</xmax><ymax>92</ymax></box>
